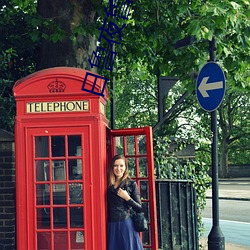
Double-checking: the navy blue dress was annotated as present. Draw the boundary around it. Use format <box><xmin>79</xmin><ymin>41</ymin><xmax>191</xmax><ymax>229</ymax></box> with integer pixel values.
<box><xmin>107</xmin><ymin>180</ymin><xmax>144</xmax><ymax>250</ymax></box>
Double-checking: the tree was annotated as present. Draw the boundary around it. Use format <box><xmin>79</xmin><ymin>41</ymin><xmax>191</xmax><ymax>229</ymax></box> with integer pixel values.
<box><xmin>218</xmin><ymin>89</ymin><xmax>250</xmax><ymax>177</ymax></box>
<box><xmin>116</xmin><ymin>0</ymin><xmax>249</xmax><ymax>87</ymax></box>
<box><xmin>36</xmin><ymin>0</ymin><xmax>101</xmax><ymax>70</ymax></box>
<box><xmin>112</xmin><ymin>0</ymin><xmax>250</xmax><ymax>177</ymax></box>
<box><xmin>1</xmin><ymin>0</ymin><xmax>249</xmax><ymax>175</ymax></box>
<box><xmin>0</xmin><ymin>0</ymin><xmax>37</xmax><ymax>131</ymax></box>
<box><xmin>117</xmin><ymin>0</ymin><xmax>250</xmax><ymax>178</ymax></box>
<box><xmin>173</xmin><ymin>87</ymin><xmax>250</xmax><ymax>178</ymax></box>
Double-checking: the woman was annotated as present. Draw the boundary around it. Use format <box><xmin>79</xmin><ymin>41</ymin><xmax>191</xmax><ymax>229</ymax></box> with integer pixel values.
<box><xmin>107</xmin><ymin>154</ymin><xmax>144</xmax><ymax>250</ymax></box>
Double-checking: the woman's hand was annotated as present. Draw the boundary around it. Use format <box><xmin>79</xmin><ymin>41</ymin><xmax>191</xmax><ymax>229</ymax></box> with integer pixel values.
<box><xmin>117</xmin><ymin>188</ymin><xmax>131</xmax><ymax>201</ymax></box>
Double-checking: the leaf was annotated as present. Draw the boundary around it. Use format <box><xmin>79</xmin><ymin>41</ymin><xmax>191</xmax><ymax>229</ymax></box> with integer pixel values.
<box><xmin>214</xmin><ymin>6</ymin><xmax>227</xmax><ymax>15</ymax></box>
<box><xmin>201</xmin><ymin>25</ymin><xmax>213</xmax><ymax>40</ymax></box>
<box><xmin>242</xmin><ymin>0</ymin><xmax>249</xmax><ymax>5</ymax></box>
<box><xmin>223</xmin><ymin>47</ymin><xmax>232</xmax><ymax>57</ymax></box>
<box><xmin>50</xmin><ymin>30</ymin><xmax>65</xmax><ymax>43</ymax></box>
<box><xmin>30</xmin><ymin>31</ymin><xmax>39</xmax><ymax>42</ymax></box>
<box><xmin>187</xmin><ymin>19</ymin><xmax>201</xmax><ymax>38</ymax></box>
<box><xmin>230</xmin><ymin>1</ymin><xmax>241</xmax><ymax>10</ymax></box>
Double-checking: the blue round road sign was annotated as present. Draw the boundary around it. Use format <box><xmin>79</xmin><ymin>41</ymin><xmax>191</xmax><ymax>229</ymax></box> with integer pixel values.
<box><xmin>196</xmin><ymin>62</ymin><xmax>226</xmax><ymax>112</ymax></box>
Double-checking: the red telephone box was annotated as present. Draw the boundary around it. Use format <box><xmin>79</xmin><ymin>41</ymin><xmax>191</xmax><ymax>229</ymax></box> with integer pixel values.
<box><xmin>13</xmin><ymin>67</ymin><xmax>158</xmax><ymax>250</ymax></box>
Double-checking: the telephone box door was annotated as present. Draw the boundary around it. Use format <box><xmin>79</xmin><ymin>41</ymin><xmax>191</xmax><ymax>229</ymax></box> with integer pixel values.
<box><xmin>108</xmin><ymin>126</ymin><xmax>158</xmax><ymax>250</ymax></box>
<box><xmin>26</xmin><ymin>126</ymin><xmax>92</xmax><ymax>250</ymax></box>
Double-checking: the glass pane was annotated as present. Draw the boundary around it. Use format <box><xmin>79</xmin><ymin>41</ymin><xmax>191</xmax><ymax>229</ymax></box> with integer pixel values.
<box><xmin>52</xmin><ymin>136</ymin><xmax>65</xmax><ymax>157</ymax></box>
<box><xmin>69</xmin><ymin>159</ymin><xmax>82</xmax><ymax>180</ymax></box>
<box><xmin>53</xmin><ymin>184</ymin><xmax>66</xmax><ymax>204</ymax></box>
<box><xmin>126</xmin><ymin>136</ymin><xmax>135</xmax><ymax>155</ymax></box>
<box><xmin>54</xmin><ymin>231</ymin><xmax>68</xmax><ymax>248</ymax></box>
<box><xmin>140</xmin><ymin>180</ymin><xmax>149</xmax><ymax>200</ymax></box>
<box><xmin>37</xmin><ymin>232</ymin><xmax>51</xmax><ymax>250</ymax></box>
<box><xmin>138</xmin><ymin>135</ymin><xmax>146</xmax><ymax>155</ymax></box>
<box><xmin>35</xmin><ymin>136</ymin><xmax>48</xmax><ymax>157</ymax></box>
<box><xmin>68</xmin><ymin>135</ymin><xmax>81</xmax><ymax>156</ymax></box>
<box><xmin>71</xmin><ymin>231</ymin><xmax>84</xmax><ymax>247</ymax></box>
<box><xmin>53</xmin><ymin>208</ymin><xmax>67</xmax><ymax>227</ymax></box>
<box><xmin>142</xmin><ymin>202</ymin><xmax>150</xmax><ymax>222</ymax></box>
<box><xmin>70</xmin><ymin>207</ymin><xmax>83</xmax><ymax>227</ymax></box>
<box><xmin>69</xmin><ymin>183</ymin><xmax>83</xmax><ymax>204</ymax></box>
<box><xmin>36</xmin><ymin>160</ymin><xmax>49</xmax><ymax>181</ymax></box>
<box><xmin>43</xmin><ymin>186</ymin><xmax>50</xmax><ymax>205</ymax></box>
<box><xmin>52</xmin><ymin>160</ymin><xmax>66</xmax><ymax>181</ymax></box>
<box><xmin>139</xmin><ymin>158</ymin><xmax>148</xmax><ymax>177</ymax></box>
<box><xmin>115</xmin><ymin>136</ymin><xmax>124</xmax><ymax>155</ymax></box>
<box><xmin>142</xmin><ymin>227</ymin><xmax>151</xmax><ymax>247</ymax></box>
<box><xmin>37</xmin><ymin>208</ymin><xmax>50</xmax><ymax>229</ymax></box>
<box><xmin>127</xmin><ymin>158</ymin><xmax>136</xmax><ymax>177</ymax></box>
<box><xmin>36</xmin><ymin>184</ymin><xmax>46</xmax><ymax>205</ymax></box>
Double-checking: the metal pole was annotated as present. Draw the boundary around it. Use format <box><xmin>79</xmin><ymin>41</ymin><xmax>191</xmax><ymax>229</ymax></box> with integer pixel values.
<box><xmin>209</xmin><ymin>37</ymin><xmax>216</xmax><ymax>63</ymax></box>
<box><xmin>208</xmin><ymin>37</ymin><xmax>225</xmax><ymax>250</ymax></box>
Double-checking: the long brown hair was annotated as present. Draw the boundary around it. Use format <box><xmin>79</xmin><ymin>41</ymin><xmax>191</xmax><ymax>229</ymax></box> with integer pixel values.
<box><xmin>107</xmin><ymin>154</ymin><xmax>130</xmax><ymax>187</ymax></box>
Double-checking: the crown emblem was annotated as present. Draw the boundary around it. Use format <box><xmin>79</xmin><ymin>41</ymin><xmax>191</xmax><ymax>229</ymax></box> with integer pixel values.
<box><xmin>47</xmin><ymin>79</ymin><xmax>66</xmax><ymax>93</ymax></box>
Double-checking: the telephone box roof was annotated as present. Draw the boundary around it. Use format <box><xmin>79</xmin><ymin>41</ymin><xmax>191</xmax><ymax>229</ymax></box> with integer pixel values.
<box><xmin>13</xmin><ymin>67</ymin><xmax>108</xmax><ymax>99</ymax></box>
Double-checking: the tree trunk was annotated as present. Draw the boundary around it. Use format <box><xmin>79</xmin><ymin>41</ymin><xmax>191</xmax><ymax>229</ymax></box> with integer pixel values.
<box><xmin>219</xmin><ymin>140</ymin><xmax>229</xmax><ymax>178</ymax></box>
<box><xmin>37</xmin><ymin>0</ymin><xmax>99</xmax><ymax>71</ymax></box>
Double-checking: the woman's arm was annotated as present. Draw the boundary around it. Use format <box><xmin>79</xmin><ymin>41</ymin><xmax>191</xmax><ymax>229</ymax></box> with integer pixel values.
<box><xmin>117</xmin><ymin>181</ymin><xmax>142</xmax><ymax>212</ymax></box>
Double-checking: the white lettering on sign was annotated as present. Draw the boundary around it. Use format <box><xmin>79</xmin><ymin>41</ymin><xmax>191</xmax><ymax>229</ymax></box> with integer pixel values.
<box><xmin>26</xmin><ymin>101</ymin><xmax>89</xmax><ymax>113</ymax></box>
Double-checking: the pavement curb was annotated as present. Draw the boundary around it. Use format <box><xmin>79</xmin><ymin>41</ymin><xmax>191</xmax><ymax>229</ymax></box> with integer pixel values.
<box><xmin>206</xmin><ymin>196</ymin><xmax>250</xmax><ymax>201</ymax></box>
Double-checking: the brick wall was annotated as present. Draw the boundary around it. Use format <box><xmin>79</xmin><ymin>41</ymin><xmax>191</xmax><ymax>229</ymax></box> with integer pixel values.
<box><xmin>0</xmin><ymin>130</ymin><xmax>15</xmax><ymax>250</ymax></box>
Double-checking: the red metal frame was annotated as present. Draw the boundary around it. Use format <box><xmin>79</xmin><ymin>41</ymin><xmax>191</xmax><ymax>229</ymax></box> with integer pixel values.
<box><xmin>26</xmin><ymin>127</ymin><xmax>91</xmax><ymax>250</ymax></box>
<box><xmin>14</xmin><ymin>67</ymin><xmax>108</xmax><ymax>250</ymax></box>
<box><xmin>108</xmin><ymin>126</ymin><xmax>158</xmax><ymax>250</ymax></box>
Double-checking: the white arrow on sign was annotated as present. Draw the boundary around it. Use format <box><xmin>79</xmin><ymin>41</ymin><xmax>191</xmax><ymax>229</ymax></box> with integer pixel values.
<box><xmin>198</xmin><ymin>76</ymin><xmax>223</xmax><ymax>98</ymax></box>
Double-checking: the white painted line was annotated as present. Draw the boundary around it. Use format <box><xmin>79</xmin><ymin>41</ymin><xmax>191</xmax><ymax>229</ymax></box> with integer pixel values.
<box><xmin>203</xmin><ymin>217</ymin><xmax>250</xmax><ymax>225</ymax></box>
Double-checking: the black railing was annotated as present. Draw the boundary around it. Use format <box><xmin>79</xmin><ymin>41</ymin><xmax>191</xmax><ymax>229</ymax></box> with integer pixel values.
<box><xmin>156</xmin><ymin>179</ymin><xmax>198</xmax><ymax>250</ymax></box>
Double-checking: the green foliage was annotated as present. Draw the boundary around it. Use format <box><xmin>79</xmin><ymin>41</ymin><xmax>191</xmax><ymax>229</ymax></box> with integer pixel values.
<box><xmin>112</xmin><ymin>0</ymin><xmax>250</xmax><ymax>91</ymax></box>
<box><xmin>107</xmin><ymin>62</ymin><xmax>158</xmax><ymax>129</ymax></box>
<box><xmin>0</xmin><ymin>78</ymin><xmax>15</xmax><ymax>132</ymax></box>
<box><xmin>154</xmin><ymin>136</ymin><xmax>211</xmax><ymax>240</ymax></box>
<box><xmin>0</xmin><ymin>49</ymin><xmax>16</xmax><ymax>131</ymax></box>
<box><xmin>0</xmin><ymin>0</ymin><xmax>38</xmax><ymax>131</ymax></box>
<box><xmin>219</xmin><ymin>88</ymin><xmax>250</xmax><ymax>166</ymax></box>
<box><xmin>0</xmin><ymin>1</ymin><xmax>37</xmax><ymax>78</ymax></box>
<box><xmin>101</xmin><ymin>0</ymin><xmax>249</xmax><ymax>177</ymax></box>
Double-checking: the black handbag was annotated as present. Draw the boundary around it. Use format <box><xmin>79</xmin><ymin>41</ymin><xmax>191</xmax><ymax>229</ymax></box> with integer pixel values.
<box><xmin>131</xmin><ymin>210</ymin><xmax>148</xmax><ymax>232</ymax></box>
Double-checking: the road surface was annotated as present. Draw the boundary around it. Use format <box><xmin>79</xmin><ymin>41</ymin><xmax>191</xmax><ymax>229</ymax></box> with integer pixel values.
<box><xmin>202</xmin><ymin>180</ymin><xmax>250</xmax><ymax>249</ymax></box>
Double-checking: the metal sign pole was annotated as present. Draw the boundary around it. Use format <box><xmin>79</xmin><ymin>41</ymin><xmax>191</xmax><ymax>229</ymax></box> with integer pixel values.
<box><xmin>208</xmin><ymin>37</ymin><xmax>225</xmax><ymax>250</ymax></box>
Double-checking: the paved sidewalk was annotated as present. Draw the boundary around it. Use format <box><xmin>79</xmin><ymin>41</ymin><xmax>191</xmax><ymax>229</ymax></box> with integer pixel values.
<box><xmin>206</xmin><ymin>178</ymin><xmax>250</xmax><ymax>201</ymax></box>
<box><xmin>203</xmin><ymin>178</ymin><xmax>250</xmax><ymax>249</ymax></box>
<box><xmin>200</xmin><ymin>238</ymin><xmax>250</xmax><ymax>250</ymax></box>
